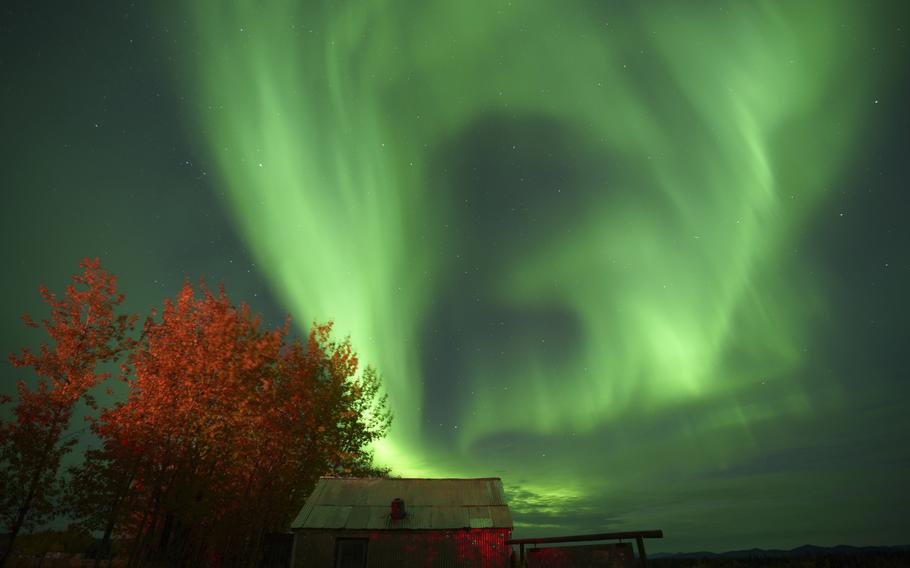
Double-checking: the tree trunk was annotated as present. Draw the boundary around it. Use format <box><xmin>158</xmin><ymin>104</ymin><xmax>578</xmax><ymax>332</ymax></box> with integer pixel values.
<box><xmin>95</xmin><ymin>461</ymin><xmax>139</xmax><ymax>568</ymax></box>
<box><xmin>0</xmin><ymin>410</ymin><xmax>65</xmax><ymax>568</ymax></box>
<box><xmin>126</xmin><ymin>507</ymin><xmax>153</xmax><ymax>568</ymax></box>
<box><xmin>94</xmin><ymin>508</ymin><xmax>116</xmax><ymax>568</ymax></box>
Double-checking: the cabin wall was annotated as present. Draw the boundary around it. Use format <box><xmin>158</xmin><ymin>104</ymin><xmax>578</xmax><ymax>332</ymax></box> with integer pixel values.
<box><xmin>294</xmin><ymin>528</ymin><xmax>512</xmax><ymax>568</ymax></box>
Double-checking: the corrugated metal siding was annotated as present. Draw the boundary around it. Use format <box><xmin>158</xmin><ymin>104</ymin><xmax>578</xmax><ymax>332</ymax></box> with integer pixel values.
<box><xmin>366</xmin><ymin>506</ymin><xmax>392</xmax><ymax>530</ymax></box>
<box><xmin>384</xmin><ymin>506</ymin><xmax>428</xmax><ymax>529</ymax></box>
<box><xmin>294</xmin><ymin>529</ymin><xmax>512</xmax><ymax>568</ymax></box>
<box><xmin>429</xmin><ymin>506</ymin><xmax>468</xmax><ymax>530</ymax></box>
<box><xmin>291</xmin><ymin>478</ymin><xmax>329</xmax><ymax>529</ymax></box>
<box><xmin>306</xmin><ymin>505</ymin><xmax>352</xmax><ymax>529</ymax></box>
<box><xmin>300</xmin><ymin>505</ymin><xmax>503</xmax><ymax>530</ymax></box>
<box><xmin>344</xmin><ymin>505</ymin><xmax>372</xmax><ymax>530</ymax></box>
<box><xmin>489</xmin><ymin>505</ymin><xmax>513</xmax><ymax>528</ymax></box>
<box><xmin>466</xmin><ymin>506</ymin><xmax>491</xmax><ymax>528</ymax></box>
<box><xmin>292</xmin><ymin>478</ymin><xmax>512</xmax><ymax>531</ymax></box>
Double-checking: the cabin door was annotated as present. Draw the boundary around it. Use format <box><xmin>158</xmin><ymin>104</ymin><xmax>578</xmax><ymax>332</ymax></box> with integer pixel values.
<box><xmin>334</xmin><ymin>538</ymin><xmax>368</xmax><ymax>568</ymax></box>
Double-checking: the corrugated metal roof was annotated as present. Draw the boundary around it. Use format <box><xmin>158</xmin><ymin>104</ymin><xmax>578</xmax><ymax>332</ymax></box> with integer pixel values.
<box><xmin>305</xmin><ymin>505</ymin><xmax>352</xmax><ymax>529</ymax></box>
<box><xmin>292</xmin><ymin>477</ymin><xmax>513</xmax><ymax>530</ymax></box>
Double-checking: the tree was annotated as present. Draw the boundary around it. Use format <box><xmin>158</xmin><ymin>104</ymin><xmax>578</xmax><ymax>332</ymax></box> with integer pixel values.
<box><xmin>0</xmin><ymin>258</ymin><xmax>135</xmax><ymax>567</ymax></box>
<box><xmin>64</xmin><ymin>412</ymin><xmax>144</xmax><ymax>568</ymax></box>
<box><xmin>69</xmin><ymin>280</ymin><xmax>391</xmax><ymax>567</ymax></box>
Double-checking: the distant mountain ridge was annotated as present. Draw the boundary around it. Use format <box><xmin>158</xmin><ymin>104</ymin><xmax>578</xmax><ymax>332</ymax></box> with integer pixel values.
<box><xmin>650</xmin><ymin>544</ymin><xmax>910</xmax><ymax>559</ymax></box>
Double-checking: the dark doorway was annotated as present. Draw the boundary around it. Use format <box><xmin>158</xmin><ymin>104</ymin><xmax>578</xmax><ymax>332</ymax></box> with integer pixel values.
<box><xmin>334</xmin><ymin>538</ymin><xmax>368</xmax><ymax>568</ymax></box>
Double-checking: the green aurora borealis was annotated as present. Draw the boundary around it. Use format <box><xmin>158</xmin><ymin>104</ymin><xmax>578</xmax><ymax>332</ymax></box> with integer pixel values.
<box><xmin>3</xmin><ymin>0</ymin><xmax>909</xmax><ymax>552</ymax></box>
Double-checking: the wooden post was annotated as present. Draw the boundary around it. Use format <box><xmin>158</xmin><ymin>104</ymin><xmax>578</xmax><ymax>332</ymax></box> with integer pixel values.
<box><xmin>519</xmin><ymin>543</ymin><xmax>525</xmax><ymax>566</ymax></box>
<box><xmin>635</xmin><ymin>536</ymin><xmax>647</xmax><ymax>567</ymax></box>
<box><xmin>505</xmin><ymin>529</ymin><xmax>662</xmax><ymax>566</ymax></box>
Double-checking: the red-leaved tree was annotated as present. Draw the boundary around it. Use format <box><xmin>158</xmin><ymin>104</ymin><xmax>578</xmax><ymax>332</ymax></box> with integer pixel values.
<box><xmin>69</xmin><ymin>281</ymin><xmax>390</xmax><ymax>567</ymax></box>
<box><xmin>0</xmin><ymin>258</ymin><xmax>135</xmax><ymax>566</ymax></box>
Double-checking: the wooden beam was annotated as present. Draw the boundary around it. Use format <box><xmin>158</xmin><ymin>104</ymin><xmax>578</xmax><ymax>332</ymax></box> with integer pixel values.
<box><xmin>506</xmin><ymin>529</ymin><xmax>663</xmax><ymax>546</ymax></box>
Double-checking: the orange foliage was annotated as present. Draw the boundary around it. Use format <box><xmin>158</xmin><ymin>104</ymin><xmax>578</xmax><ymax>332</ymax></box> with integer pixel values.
<box><xmin>4</xmin><ymin>263</ymin><xmax>391</xmax><ymax>567</ymax></box>
<box><xmin>69</xmin><ymin>280</ymin><xmax>390</xmax><ymax>566</ymax></box>
<box><xmin>1</xmin><ymin>258</ymin><xmax>134</xmax><ymax>566</ymax></box>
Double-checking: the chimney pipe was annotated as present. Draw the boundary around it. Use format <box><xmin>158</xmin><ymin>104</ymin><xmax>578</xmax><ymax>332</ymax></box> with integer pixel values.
<box><xmin>391</xmin><ymin>498</ymin><xmax>406</xmax><ymax>520</ymax></box>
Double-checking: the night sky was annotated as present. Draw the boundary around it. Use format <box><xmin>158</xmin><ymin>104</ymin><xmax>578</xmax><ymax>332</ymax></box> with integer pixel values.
<box><xmin>2</xmin><ymin>1</ymin><xmax>908</xmax><ymax>553</ymax></box>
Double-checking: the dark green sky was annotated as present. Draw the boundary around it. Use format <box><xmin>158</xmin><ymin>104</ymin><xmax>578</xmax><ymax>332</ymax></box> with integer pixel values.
<box><xmin>2</xmin><ymin>0</ymin><xmax>908</xmax><ymax>552</ymax></box>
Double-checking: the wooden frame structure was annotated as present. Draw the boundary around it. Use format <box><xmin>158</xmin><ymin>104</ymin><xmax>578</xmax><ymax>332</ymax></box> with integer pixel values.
<box><xmin>506</xmin><ymin>529</ymin><xmax>663</xmax><ymax>566</ymax></box>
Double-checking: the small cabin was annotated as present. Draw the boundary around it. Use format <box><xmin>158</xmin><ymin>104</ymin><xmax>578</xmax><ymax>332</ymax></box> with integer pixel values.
<box><xmin>290</xmin><ymin>477</ymin><xmax>513</xmax><ymax>568</ymax></box>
